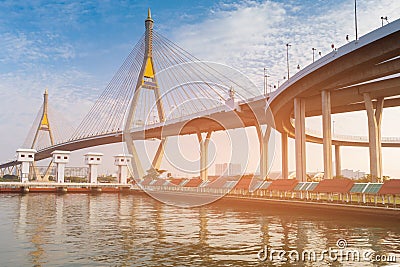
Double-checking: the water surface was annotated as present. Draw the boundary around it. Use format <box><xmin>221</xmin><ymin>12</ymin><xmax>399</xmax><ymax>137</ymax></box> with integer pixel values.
<box><xmin>0</xmin><ymin>193</ymin><xmax>398</xmax><ymax>266</ymax></box>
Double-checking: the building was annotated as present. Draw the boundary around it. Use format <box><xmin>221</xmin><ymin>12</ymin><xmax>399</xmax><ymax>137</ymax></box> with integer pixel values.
<box><xmin>341</xmin><ymin>169</ymin><xmax>366</xmax><ymax>179</ymax></box>
<box><xmin>215</xmin><ymin>163</ymin><xmax>241</xmax><ymax>177</ymax></box>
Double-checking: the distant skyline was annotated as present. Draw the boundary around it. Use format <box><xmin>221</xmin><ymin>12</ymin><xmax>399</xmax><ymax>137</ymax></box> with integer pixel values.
<box><xmin>0</xmin><ymin>0</ymin><xmax>399</xmax><ymax>177</ymax></box>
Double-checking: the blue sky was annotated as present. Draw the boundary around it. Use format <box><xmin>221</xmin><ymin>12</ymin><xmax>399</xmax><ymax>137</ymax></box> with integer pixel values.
<box><xmin>0</xmin><ymin>0</ymin><xmax>399</xmax><ymax>176</ymax></box>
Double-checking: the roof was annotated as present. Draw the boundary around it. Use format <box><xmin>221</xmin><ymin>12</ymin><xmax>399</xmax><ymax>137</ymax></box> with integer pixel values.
<box><xmin>16</xmin><ymin>148</ymin><xmax>37</xmax><ymax>153</ymax></box>
<box><xmin>294</xmin><ymin>182</ymin><xmax>318</xmax><ymax>191</ymax></box>
<box><xmin>364</xmin><ymin>183</ymin><xmax>382</xmax><ymax>194</ymax></box>
<box><xmin>84</xmin><ymin>152</ymin><xmax>104</xmax><ymax>156</ymax></box>
<box><xmin>233</xmin><ymin>177</ymin><xmax>252</xmax><ymax>190</ymax></box>
<box><xmin>349</xmin><ymin>183</ymin><xmax>382</xmax><ymax>194</ymax></box>
<box><xmin>313</xmin><ymin>178</ymin><xmax>354</xmax><ymax>193</ymax></box>
<box><xmin>184</xmin><ymin>178</ymin><xmax>203</xmax><ymax>187</ymax></box>
<box><xmin>114</xmin><ymin>154</ymin><xmax>133</xmax><ymax>158</ymax></box>
<box><xmin>378</xmin><ymin>179</ymin><xmax>400</xmax><ymax>195</ymax></box>
<box><xmin>268</xmin><ymin>179</ymin><xmax>298</xmax><ymax>191</ymax></box>
<box><xmin>223</xmin><ymin>180</ymin><xmax>237</xmax><ymax>189</ymax></box>
<box><xmin>169</xmin><ymin>178</ymin><xmax>184</xmax><ymax>186</ymax></box>
<box><xmin>250</xmin><ymin>180</ymin><xmax>264</xmax><ymax>190</ymax></box>
<box><xmin>206</xmin><ymin>177</ymin><xmax>230</xmax><ymax>188</ymax></box>
<box><xmin>207</xmin><ymin>176</ymin><xmax>220</xmax><ymax>182</ymax></box>
<box><xmin>140</xmin><ymin>177</ymin><xmax>154</xmax><ymax>186</ymax></box>
<box><xmin>152</xmin><ymin>179</ymin><xmax>168</xmax><ymax>186</ymax></box>
<box><xmin>51</xmin><ymin>150</ymin><xmax>71</xmax><ymax>155</ymax></box>
<box><xmin>350</xmin><ymin>183</ymin><xmax>368</xmax><ymax>193</ymax></box>
<box><xmin>258</xmin><ymin>181</ymin><xmax>272</xmax><ymax>190</ymax></box>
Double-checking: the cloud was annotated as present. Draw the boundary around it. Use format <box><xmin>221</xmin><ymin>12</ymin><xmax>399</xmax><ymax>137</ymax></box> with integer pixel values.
<box><xmin>0</xmin><ymin>31</ymin><xmax>75</xmax><ymax>65</ymax></box>
<box><xmin>172</xmin><ymin>0</ymin><xmax>400</xmax><ymax>88</ymax></box>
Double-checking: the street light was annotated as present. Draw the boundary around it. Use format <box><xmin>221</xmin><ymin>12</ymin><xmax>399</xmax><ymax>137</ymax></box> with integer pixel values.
<box><xmin>354</xmin><ymin>0</ymin><xmax>358</xmax><ymax>40</ymax></box>
<box><xmin>381</xmin><ymin>16</ymin><xmax>389</xmax><ymax>27</ymax></box>
<box><xmin>286</xmin><ymin>43</ymin><xmax>291</xmax><ymax>79</ymax></box>
<box><xmin>312</xmin><ymin>48</ymin><xmax>316</xmax><ymax>62</ymax></box>
<box><xmin>278</xmin><ymin>76</ymin><xmax>286</xmax><ymax>88</ymax></box>
<box><xmin>263</xmin><ymin>68</ymin><xmax>270</xmax><ymax>95</ymax></box>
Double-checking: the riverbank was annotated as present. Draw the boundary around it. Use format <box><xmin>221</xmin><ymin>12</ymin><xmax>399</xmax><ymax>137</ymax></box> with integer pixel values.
<box><xmin>1</xmin><ymin>181</ymin><xmax>399</xmax><ymax>219</ymax></box>
<box><xmin>129</xmin><ymin>189</ymin><xmax>400</xmax><ymax>219</ymax></box>
<box><xmin>0</xmin><ymin>182</ymin><xmax>130</xmax><ymax>193</ymax></box>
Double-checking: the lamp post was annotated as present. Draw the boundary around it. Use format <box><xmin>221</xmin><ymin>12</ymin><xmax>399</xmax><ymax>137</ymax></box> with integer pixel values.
<box><xmin>312</xmin><ymin>48</ymin><xmax>316</xmax><ymax>62</ymax></box>
<box><xmin>286</xmin><ymin>43</ymin><xmax>291</xmax><ymax>79</ymax></box>
<box><xmin>263</xmin><ymin>68</ymin><xmax>270</xmax><ymax>95</ymax></box>
<box><xmin>278</xmin><ymin>76</ymin><xmax>286</xmax><ymax>88</ymax></box>
<box><xmin>354</xmin><ymin>0</ymin><xmax>358</xmax><ymax>40</ymax></box>
<box><xmin>381</xmin><ymin>16</ymin><xmax>388</xmax><ymax>27</ymax></box>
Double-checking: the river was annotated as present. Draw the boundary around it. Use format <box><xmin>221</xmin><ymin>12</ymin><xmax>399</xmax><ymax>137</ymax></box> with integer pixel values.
<box><xmin>0</xmin><ymin>193</ymin><xmax>398</xmax><ymax>266</ymax></box>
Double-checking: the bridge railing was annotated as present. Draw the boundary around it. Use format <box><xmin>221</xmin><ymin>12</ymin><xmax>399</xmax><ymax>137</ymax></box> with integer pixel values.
<box><xmin>290</xmin><ymin>118</ymin><xmax>400</xmax><ymax>143</ymax></box>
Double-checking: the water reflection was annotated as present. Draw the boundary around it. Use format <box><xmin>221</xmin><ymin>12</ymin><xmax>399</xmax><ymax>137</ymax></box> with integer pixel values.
<box><xmin>0</xmin><ymin>194</ymin><xmax>397</xmax><ymax>266</ymax></box>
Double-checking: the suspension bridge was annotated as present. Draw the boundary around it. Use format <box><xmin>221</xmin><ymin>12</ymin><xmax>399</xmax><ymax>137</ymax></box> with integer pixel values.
<box><xmin>1</xmin><ymin>9</ymin><xmax>400</xmax><ymax>186</ymax></box>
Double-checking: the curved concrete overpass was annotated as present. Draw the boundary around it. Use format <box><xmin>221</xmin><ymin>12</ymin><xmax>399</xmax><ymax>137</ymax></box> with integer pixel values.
<box><xmin>268</xmin><ymin>19</ymin><xmax>400</xmax><ymax>180</ymax></box>
<box><xmin>269</xmin><ymin>19</ymin><xmax>400</xmax><ymax>146</ymax></box>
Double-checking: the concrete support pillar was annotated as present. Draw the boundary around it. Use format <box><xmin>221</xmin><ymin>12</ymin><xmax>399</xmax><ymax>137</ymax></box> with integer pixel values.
<box><xmin>57</xmin><ymin>164</ymin><xmax>65</xmax><ymax>183</ymax></box>
<box><xmin>281</xmin><ymin>132</ymin><xmax>289</xmax><ymax>179</ymax></box>
<box><xmin>51</xmin><ymin>150</ymin><xmax>71</xmax><ymax>183</ymax></box>
<box><xmin>15</xmin><ymin>166</ymin><xmax>20</xmax><ymax>178</ymax></box>
<box><xmin>335</xmin><ymin>145</ymin><xmax>341</xmax><ymax>177</ymax></box>
<box><xmin>31</xmin><ymin>161</ymin><xmax>53</xmax><ymax>182</ymax></box>
<box><xmin>256</xmin><ymin>125</ymin><xmax>271</xmax><ymax>180</ymax></box>
<box><xmin>294</xmin><ymin>98</ymin><xmax>306</xmax><ymax>181</ymax></box>
<box><xmin>376</xmin><ymin>98</ymin><xmax>384</xmax><ymax>179</ymax></box>
<box><xmin>321</xmin><ymin>90</ymin><xmax>333</xmax><ymax>179</ymax></box>
<box><xmin>363</xmin><ymin>93</ymin><xmax>384</xmax><ymax>181</ymax></box>
<box><xmin>42</xmin><ymin>162</ymin><xmax>53</xmax><ymax>182</ymax></box>
<box><xmin>197</xmin><ymin>131</ymin><xmax>212</xmax><ymax>182</ymax></box>
<box><xmin>85</xmin><ymin>153</ymin><xmax>103</xmax><ymax>183</ymax></box>
<box><xmin>16</xmin><ymin>149</ymin><xmax>36</xmax><ymax>183</ymax></box>
<box><xmin>31</xmin><ymin>161</ymin><xmax>41</xmax><ymax>181</ymax></box>
<box><xmin>128</xmin><ymin>140</ymin><xmax>145</xmax><ymax>180</ymax></box>
<box><xmin>114</xmin><ymin>154</ymin><xmax>133</xmax><ymax>184</ymax></box>
<box><xmin>151</xmin><ymin>138</ymin><xmax>167</xmax><ymax>171</ymax></box>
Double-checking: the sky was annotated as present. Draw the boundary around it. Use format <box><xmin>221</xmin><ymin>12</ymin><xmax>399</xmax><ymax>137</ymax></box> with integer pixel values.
<box><xmin>0</xmin><ymin>0</ymin><xmax>399</xmax><ymax>177</ymax></box>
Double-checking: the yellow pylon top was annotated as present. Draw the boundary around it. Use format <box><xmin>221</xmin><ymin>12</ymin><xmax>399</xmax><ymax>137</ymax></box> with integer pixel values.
<box><xmin>144</xmin><ymin>57</ymin><xmax>155</xmax><ymax>78</ymax></box>
<box><xmin>40</xmin><ymin>113</ymin><xmax>49</xmax><ymax>128</ymax></box>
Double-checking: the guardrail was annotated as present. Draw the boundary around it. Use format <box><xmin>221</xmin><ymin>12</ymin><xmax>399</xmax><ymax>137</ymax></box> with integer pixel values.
<box><xmin>290</xmin><ymin>118</ymin><xmax>400</xmax><ymax>143</ymax></box>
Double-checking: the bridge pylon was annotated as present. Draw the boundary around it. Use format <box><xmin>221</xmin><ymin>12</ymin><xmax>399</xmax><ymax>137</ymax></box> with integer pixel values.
<box><xmin>31</xmin><ymin>89</ymin><xmax>55</xmax><ymax>148</ymax></box>
<box><xmin>124</xmin><ymin>9</ymin><xmax>168</xmax><ymax>179</ymax></box>
<box><xmin>30</xmin><ymin>89</ymin><xmax>55</xmax><ymax>181</ymax></box>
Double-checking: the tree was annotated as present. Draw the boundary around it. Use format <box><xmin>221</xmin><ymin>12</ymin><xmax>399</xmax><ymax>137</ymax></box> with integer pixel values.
<box><xmin>1</xmin><ymin>174</ymin><xmax>19</xmax><ymax>181</ymax></box>
<box><xmin>142</xmin><ymin>168</ymin><xmax>166</xmax><ymax>180</ymax></box>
